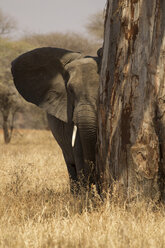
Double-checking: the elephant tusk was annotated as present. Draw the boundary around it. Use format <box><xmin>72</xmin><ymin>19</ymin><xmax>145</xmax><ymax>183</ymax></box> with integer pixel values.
<box><xmin>72</xmin><ymin>125</ymin><xmax>77</xmax><ymax>147</ymax></box>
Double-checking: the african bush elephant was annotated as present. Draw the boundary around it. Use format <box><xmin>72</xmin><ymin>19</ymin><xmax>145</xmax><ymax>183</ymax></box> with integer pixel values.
<box><xmin>11</xmin><ymin>47</ymin><xmax>101</xmax><ymax>193</ymax></box>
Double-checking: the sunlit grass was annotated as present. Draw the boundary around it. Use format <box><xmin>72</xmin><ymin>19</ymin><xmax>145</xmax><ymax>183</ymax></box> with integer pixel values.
<box><xmin>0</xmin><ymin>129</ymin><xmax>165</xmax><ymax>247</ymax></box>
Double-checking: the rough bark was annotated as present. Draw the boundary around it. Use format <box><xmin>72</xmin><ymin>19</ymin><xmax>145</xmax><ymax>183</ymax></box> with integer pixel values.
<box><xmin>97</xmin><ymin>0</ymin><xmax>165</xmax><ymax>201</ymax></box>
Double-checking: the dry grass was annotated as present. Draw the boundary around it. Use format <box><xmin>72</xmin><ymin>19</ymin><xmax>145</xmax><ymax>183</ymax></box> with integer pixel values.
<box><xmin>0</xmin><ymin>129</ymin><xmax>165</xmax><ymax>248</ymax></box>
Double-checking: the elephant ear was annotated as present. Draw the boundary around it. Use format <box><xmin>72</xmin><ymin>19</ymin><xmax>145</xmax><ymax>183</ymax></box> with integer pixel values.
<box><xmin>11</xmin><ymin>47</ymin><xmax>82</xmax><ymax>122</ymax></box>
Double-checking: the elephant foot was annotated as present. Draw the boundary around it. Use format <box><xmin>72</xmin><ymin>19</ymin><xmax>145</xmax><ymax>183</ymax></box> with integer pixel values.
<box><xmin>68</xmin><ymin>162</ymin><xmax>97</xmax><ymax>196</ymax></box>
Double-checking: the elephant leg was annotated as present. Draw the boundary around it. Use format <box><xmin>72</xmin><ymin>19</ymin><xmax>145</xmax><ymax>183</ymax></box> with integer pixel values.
<box><xmin>66</xmin><ymin>163</ymin><xmax>77</xmax><ymax>181</ymax></box>
<box><xmin>65</xmin><ymin>163</ymin><xmax>81</xmax><ymax>194</ymax></box>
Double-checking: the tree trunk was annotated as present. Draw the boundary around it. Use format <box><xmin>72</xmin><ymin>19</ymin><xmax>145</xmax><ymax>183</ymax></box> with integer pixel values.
<box><xmin>97</xmin><ymin>0</ymin><xmax>165</xmax><ymax>201</ymax></box>
<box><xmin>2</xmin><ymin>111</ymin><xmax>14</xmax><ymax>144</ymax></box>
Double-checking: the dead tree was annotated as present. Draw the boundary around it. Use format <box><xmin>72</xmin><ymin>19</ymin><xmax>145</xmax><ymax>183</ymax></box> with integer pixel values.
<box><xmin>96</xmin><ymin>0</ymin><xmax>165</xmax><ymax>201</ymax></box>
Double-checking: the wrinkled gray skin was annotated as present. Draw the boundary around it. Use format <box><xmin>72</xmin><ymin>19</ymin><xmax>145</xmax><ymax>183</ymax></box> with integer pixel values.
<box><xmin>11</xmin><ymin>47</ymin><xmax>101</xmax><ymax>193</ymax></box>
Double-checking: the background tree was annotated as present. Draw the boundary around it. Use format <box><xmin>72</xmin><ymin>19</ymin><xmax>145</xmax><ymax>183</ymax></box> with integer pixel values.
<box><xmin>0</xmin><ymin>37</ymin><xmax>48</xmax><ymax>141</ymax></box>
<box><xmin>0</xmin><ymin>39</ymin><xmax>28</xmax><ymax>143</ymax></box>
<box><xmin>97</xmin><ymin>0</ymin><xmax>165</xmax><ymax>201</ymax></box>
<box><xmin>0</xmin><ymin>83</ymin><xmax>23</xmax><ymax>143</ymax></box>
<box><xmin>21</xmin><ymin>32</ymin><xmax>100</xmax><ymax>56</ymax></box>
<box><xmin>0</xmin><ymin>8</ymin><xmax>17</xmax><ymax>37</ymax></box>
<box><xmin>86</xmin><ymin>11</ymin><xmax>104</xmax><ymax>41</ymax></box>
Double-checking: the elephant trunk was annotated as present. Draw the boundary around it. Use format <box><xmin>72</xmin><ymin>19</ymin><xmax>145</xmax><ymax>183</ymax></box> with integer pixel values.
<box><xmin>75</xmin><ymin>106</ymin><xmax>97</xmax><ymax>163</ymax></box>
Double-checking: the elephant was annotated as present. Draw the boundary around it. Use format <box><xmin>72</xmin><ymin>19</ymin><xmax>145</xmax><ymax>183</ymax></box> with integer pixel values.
<box><xmin>11</xmin><ymin>47</ymin><xmax>101</xmax><ymax>193</ymax></box>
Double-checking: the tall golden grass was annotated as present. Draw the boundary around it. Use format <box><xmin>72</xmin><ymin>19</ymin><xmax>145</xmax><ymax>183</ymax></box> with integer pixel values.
<box><xmin>0</xmin><ymin>130</ymin><xmax>165</xmax><ymax>248</ymax></box>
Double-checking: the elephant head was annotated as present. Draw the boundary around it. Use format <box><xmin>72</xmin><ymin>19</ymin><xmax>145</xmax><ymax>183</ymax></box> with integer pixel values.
<box><xmin>11</xmin><ymin>47</ymin><xmax>100</xmax><ymax>189</ymax></box>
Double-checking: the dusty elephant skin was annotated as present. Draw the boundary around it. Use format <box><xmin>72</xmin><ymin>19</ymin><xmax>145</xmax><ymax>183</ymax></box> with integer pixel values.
<box><xmin>11</xmin><ymin>47</ymin><xmax>101</xmax><ymax>193</ymax></box>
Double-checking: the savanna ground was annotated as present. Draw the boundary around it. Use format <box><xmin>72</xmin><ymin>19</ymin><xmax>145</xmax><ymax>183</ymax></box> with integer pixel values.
<box><xmin>0</xmin><ymin>129</ymin><xmax>165</xmax><ymax>248</ymax></box>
